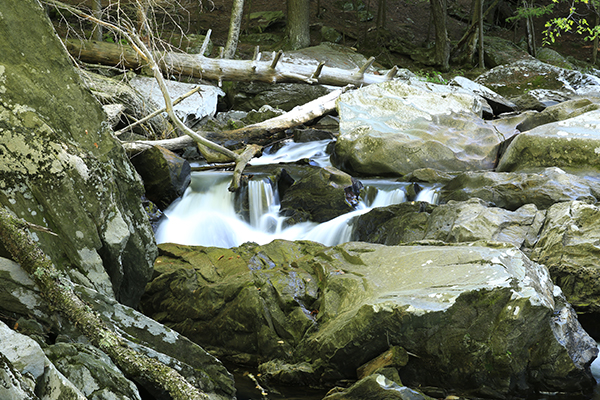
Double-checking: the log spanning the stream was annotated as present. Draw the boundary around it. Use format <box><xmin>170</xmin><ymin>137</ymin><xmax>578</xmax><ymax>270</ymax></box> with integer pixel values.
<box><xmin>65</xmin><ymin>39</ymin><xmax>398</xmax><ymax>87</ymax></box>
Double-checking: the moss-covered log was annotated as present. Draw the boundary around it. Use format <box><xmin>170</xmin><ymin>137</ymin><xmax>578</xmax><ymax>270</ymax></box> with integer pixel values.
<box><xmin>0</xmin><ymin>208</ymin><xmax>209</xmax><ymax>400</ymax></box>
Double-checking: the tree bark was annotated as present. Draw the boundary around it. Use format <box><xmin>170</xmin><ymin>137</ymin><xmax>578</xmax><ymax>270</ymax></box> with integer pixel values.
<box><xmin>223</xmin><ymin>0</ymin><xmax>244</xmax><ymax>59</ymax></box>
<box><xmin>430</xmin><ymin>0</ymin><xmax>450</xmax><ymax>71</ymax></box>
<box><xmin>286</xmin><ymin>0</ymin><xmax>311</xmax><ymax>50</ymax></box>
<box><xmin>65</xmin><ymin>39</ymin><xmax>398</xmax><ymax>87</ymax></box>
<box><xmin>0</xmin><ymin>208</ymin><xmax>210</xmax><ymax>400</ymax></box>
<box><xmin>92</xmin><ymin>0</ymin><xmax>102</xmax><ymax>41</ymax></box>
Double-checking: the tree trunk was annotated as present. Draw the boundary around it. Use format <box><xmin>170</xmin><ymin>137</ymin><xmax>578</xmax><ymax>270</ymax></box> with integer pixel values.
<box><xmin>0</xmin><ymin>208</ymin><xmax>210</xmax><ymax>400</ymax></box>
<box><xmin>430</xmin><ymin>0</ymin><xmax>450</xmax><ymax>71</ymax></box>
<box><xmin>593</xmin><ymin>12</ymin><xmax>599</xmax><ymax>65</ymax></box>
<box><xmin>478</xmin><ymin>0</ymin><xmax>485</xmax><ymax>68</ymax></box>
<box><xmin>286</xmin><ymin>0</ymin><xmax>311</xmax><ymax>50</ymax></box>
<box><xmin>92</xmin><ymin>0</ymin><xmax>102</xmax><ymax>41</ymax></box>
<box><xmin>65</xmin><ymin>39</ymin><xmax>399</xmax><ymax>87</ymax></box>
<box><xmin>523</xmin><ymin>0</ymin><xmax>536</xmax><ymax>57</ymax></box>
<box><xmin>223</xmin><ymin>0</ymin><xmax>244</xmax><ymax>59</ymax></box>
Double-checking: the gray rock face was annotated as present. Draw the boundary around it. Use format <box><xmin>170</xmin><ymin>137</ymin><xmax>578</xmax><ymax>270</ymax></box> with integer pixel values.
<box><xmin>0</xmin><ymin>0</ymin><xmax>156</xmax><ymax>307</ymax></box>
<box><xmin>0</xmin><ymin>255</ymin><xmax>236</xmax><ymax>400</ymax></box>
<box><xmin>497</xmin><ymin>109</ymin><xmax>600</xmax><ymax>173</ymax></box>
<box><xmin>332</xmin><ymin>80</ymin><xmax>502</xmax><ymax>176</ymax></box>
<box><xmin>0</xmin><ymin>321</ymin><xmax>88</xmax><ymax>400</ymax></box>
<box><xmin>532</xmin><ymin>201</ymin><xmax>600</xmax><ymax>314</ymax></box>
<box><xmin>441</xmin><ymin>167</ymin><xmax>600</xmax><ymax>210</ymax></box>
<box><xmin>140</xmin><ymin>240</ymin><xmax>597</xmax><ymax>398</ymax></box>
<box><xmin>44</xmin><ymin>342</ymin><xmax>142</xmax><ymax>400</ymax></box>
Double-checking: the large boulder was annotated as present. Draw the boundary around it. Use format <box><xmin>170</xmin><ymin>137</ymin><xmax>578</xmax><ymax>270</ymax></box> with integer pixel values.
<box><xmin>0</xmin><ymin>255</ymin><xmax>236</xmax><ymax>399</ymax></box>
<box><xmin>140</xmin><ymin>241</ymin><xmax>598</xmax><ymax>398</ymax></box>
<box><xmin>441</xmin><ymin>167</ymin><xmax>600</xmax><ymax>211</ymax></box>
<box><xmin>297</xmin><ymin>242</ymin><xmax>597</xmax><ymax>397</ymax></box>
<box><xmin>352</xmin><ymin>198</ymin><xmax>544</xmax><ymax>249</ymax></box>
<box><xmin>475</xmin><ymin>59</ymin><xmax>600</xmax><ymax>100</ymax></box>
<box><xmin>496</xmin><ymin>109</ymin><xmax>600</xmax><ymax>173</ymax></box>
<box><xmin>0</xmin><ymin>0</ymin><xmax>156</xmax><ymax>307</ymax></box>
<box><xmin>0</xmin><ymin>320</ymin><xmax>89</xmax><ymax>400</ymax></box>
<box><xmin>332</xmin><ymin>80</ymin><xmax>502</xmax><ymax>176</ymax></box>
<box><xmin>531</xmin><ymin>201</ymin><xmax>600</xmax><ymax>315</ymax></box>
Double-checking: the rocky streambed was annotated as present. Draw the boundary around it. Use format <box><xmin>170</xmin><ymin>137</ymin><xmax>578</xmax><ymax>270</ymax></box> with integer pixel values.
<box><xmin>3</xmin><ymin>1</ymin><xmax>600</xmax><ymax>399</ymax></box>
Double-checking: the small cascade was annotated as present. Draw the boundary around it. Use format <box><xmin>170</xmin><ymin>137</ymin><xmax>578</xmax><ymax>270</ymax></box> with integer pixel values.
<box><xmin>250</xmin><ymin>139</ymin><xmax>332</xmax><ymax>167</ymax></box>
<box><xmin>155</xmin><ymin>172</ymin><xmax>442</xmax><ymax>249</ymax></box>
<box><xmin>248</xmin><ymin>178</ymin><xmax>280</xmax><ymax>232</ymax></box>
<box><xmin>155</xmin><ymin>139</ymin><xmax>444</xmax><ymax>248</ymax></box>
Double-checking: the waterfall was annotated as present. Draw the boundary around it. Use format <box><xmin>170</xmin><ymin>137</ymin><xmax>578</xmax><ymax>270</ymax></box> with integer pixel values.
<box><xmin>155</xmin><ymin>139</ymin><xmax>441</xmax><ymax>249</ymax></box>
<box><xmin>155</xmin><ymin>172</ymin><xmax>441</xmax><ymax>249</ymax></box>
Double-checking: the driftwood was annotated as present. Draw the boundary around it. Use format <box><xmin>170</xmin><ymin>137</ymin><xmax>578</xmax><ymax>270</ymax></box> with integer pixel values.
<box><xmin>0</xmin><ymin>208</ymin><xmax>210</xmax><ymax>400</ymax></box>
<box><xmin>121</xmin><ymin>85</ymin><xmax>351</xmax><ymax>154</ymax></box>
<box><xmin>66</xmin><ymin>37</ymin><xmax>398</xmax><ymax>87</ymax></box>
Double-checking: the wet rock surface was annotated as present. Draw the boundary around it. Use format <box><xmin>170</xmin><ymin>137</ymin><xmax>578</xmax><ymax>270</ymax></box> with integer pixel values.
<box><xmin>140</xmin><ymin>240</ymin><xmax>598</xmax><ymax>398</ymax></box>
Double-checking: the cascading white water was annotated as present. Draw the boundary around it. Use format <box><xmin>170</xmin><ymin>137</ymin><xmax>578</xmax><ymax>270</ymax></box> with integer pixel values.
<box><xmin>155</xmin><ymin>140</ymin><xmax>442</xmax><ymax>248</ymax></box>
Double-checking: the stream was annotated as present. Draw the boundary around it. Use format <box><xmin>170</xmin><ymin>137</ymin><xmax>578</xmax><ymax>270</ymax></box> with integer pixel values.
<box><xmin>155</xmin><ymin>139</ymin><xmax>440</xmax><ymax>248</ymax></box>
<box><xmin>154</xmin><ymin>138</ymin><xmax>600</xmax><ymax>399</ymax></box>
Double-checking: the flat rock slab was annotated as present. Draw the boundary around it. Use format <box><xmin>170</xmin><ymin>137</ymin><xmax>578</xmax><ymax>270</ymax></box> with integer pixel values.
<box><xmin>130</xmin><ymin>76</ymin><xmax>224</xmax><ymax>122</ymax></box>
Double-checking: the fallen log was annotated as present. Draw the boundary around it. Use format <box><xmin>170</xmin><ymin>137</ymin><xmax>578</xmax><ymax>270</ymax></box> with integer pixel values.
<box><xmin>65</xmin><ymin>38</ymin><xmax>398</xmax><ymax>87</ymax></box>
<box><xmin>121</xmin><ymin>84</ymin><xmax>350</xmax><ymax>154</ymax></box>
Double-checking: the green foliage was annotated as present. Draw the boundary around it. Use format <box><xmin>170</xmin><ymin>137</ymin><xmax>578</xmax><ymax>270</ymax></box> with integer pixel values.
<box><xmin>542</xmin><ymin>0</ymin><xmax>600</xmax><ymax>46</ymax></box>
<box><xmin>506</xmin><ymin>3</ymin><xmax>555</xmax><ymax>24</ymax></box>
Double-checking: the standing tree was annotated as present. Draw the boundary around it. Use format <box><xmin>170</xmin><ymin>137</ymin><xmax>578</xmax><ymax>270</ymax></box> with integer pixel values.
<box><xmin>430</xmin><ymin>0</ymin><xmax>450</xmax><ymax>70</ymax></box>
<box><xmin>286</xmin><ymin>0</ymin><xmax>311</xmax><ymax>49</ymax></box>
<box><xmin>223</xmin><ymin>0</ymin><xmax>245</xmax><ymax>58</ymax></box>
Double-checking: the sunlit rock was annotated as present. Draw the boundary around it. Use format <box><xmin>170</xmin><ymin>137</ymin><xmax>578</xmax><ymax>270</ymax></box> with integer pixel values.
<box><xmin>496</xmin><ymin>109</ymin><xmax>600</xmax><ymax>173</ymax></box>
<box><xmin>333</xmin><ymin>80</ymin><xmax>502</xmax><ymax>176</ymax></box>
<box><xmin>441</xmin><ymin>167</ymin><xmax>600</xmax><ymax>210</ymax></box>
<box><xmin>141</xmin><ymin>240</ymin><xmax>598</xmax><ymax>398</ymax></box>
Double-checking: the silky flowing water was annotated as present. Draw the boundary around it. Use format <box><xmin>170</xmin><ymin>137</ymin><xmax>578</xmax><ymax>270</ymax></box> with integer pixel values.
<box><xmin>155</xmin><ymin>140</ymin><xmax>440</xmax><ymax>248</ymax></box>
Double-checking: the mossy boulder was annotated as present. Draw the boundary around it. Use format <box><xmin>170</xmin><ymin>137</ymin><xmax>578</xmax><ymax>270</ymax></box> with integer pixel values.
<box><xmin>532</xmin><ymin>201</ymin><xmax>600</xmax><ymax>315</ymax></box>
<box><xmin>441</xmin><ymin>167</ymin><xmax>600</xmax><ymax>211</ymax></box>
<box><xmin>280</xmin><ymin>165</ymin><xmax>359</xmax><ymax>224</ymax></box>
<box><xmin>0</xmin><ymin>0</ymin><xmax>156</xmax><ymax>306</ymax></box>
<box><xmin>475</xmin><ymin>59</ymin><xmax>600</xmax><ymax>100</ymax></box>
<box><xmin>140</xmin><ymin>241</ymin><xmax>598</xmax><ymax>398</ymax></box>
<box><xmin>496</xmin><ymin>109</ymin><xmax>600</xmax><ymax>173</ymax></box>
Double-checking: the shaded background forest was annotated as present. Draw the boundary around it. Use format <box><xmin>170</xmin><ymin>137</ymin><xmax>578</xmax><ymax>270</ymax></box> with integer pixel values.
<box><xmin>53</xmin><ymin>0</ymin><xmax>599</xmax><ymax>75</ymax></box>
